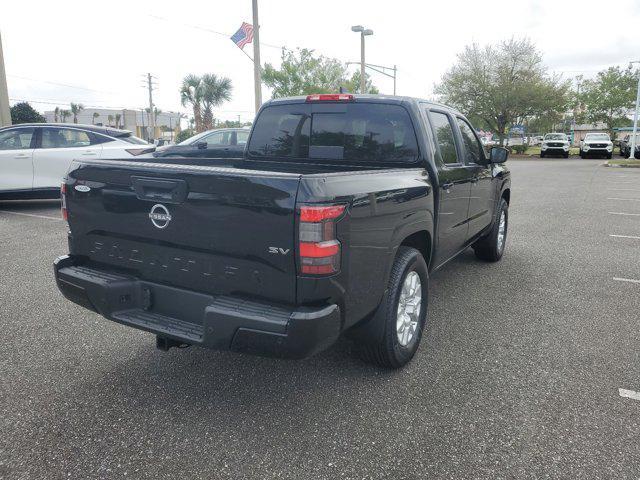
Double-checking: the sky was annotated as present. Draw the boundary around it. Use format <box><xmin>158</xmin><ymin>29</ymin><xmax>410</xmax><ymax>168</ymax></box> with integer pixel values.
<box><xmin>2</xmin><ymin>0</ymin><xmax>639</xmax><ymax>126</ymax></box>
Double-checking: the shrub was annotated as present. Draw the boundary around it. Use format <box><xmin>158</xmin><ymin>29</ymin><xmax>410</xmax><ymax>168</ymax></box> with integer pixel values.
<box><xmin>175</xmin><ymin>129</ymin><xmax>195</xmax><ymax>144</ymax></box>
<box><xmin>510</xmin><ymin>145</ymin><xmax>528</xmax><ymax>154</ymax></box>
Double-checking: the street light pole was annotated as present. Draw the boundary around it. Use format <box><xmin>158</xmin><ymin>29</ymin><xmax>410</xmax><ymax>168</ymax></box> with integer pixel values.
<box><xmin>351</xmin><ymin>26</ymin><xmax>373</xmax><ymax>94</ymax></box>
<box><xmin>0</xmin><ymin>32</ymin><xmax>11</xmax><ymax>127</ymax></box>
<box><xmin>628</xmin><ymin>60</ymin><xmax>640</xmax><ymax>160</ymax></box>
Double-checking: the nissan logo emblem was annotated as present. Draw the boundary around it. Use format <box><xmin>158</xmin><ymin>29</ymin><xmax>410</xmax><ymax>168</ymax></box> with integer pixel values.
<box><xmin>149</xmin><ymin>204</ymin><xmax>172</xmax><ymax>229</ymax></box>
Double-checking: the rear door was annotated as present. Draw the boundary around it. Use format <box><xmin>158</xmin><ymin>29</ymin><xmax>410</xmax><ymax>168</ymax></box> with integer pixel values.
<box><xmin>33</xmin><ymin>127</ymin><xmax>103</xmax><ymax>189</ymax></box>
<box><xmin>426</xmin><ymin>109</ymin><xmax>472</xmax><ymax>264</ymax></box>
<box><xmin>454</xmin><ymin>117</ymin><xmax>493</xmax><ymax>239</ymax></box>
<box><xmin>65</xmin><ymin>161</ymin><xmax>301</xmax><ymax>303</ymax></box>
<box><xmin>0</xmin><ymin>127</ymin><xmax>36</xmax><ymax>192</ymax></box>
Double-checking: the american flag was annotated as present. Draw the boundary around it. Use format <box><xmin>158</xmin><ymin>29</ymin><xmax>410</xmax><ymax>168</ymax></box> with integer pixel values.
<box><xmin>230</xmin><ymin>22</ymin><xmax>254</xmax><ymax>50</ymax></box>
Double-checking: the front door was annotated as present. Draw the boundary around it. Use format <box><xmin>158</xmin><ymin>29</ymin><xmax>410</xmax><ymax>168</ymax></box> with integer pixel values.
<box><xmin>455</xmin><ymin>117</ymin><xmax>494</xmax><ymax>238</ymax></box>
<box><xmin>0</xmin><ymin>127</ymin><xmax>36</xmax><ymax>192</ymax></box>
<box><xmin>32</xmin><ymin>127</ymin><xmax>102</xmax><ymax>189</ymax></box>
<box><xmin>426</xmin><ymin>110</ymin><xmax>473</xmax><ymax>265</ymax></box>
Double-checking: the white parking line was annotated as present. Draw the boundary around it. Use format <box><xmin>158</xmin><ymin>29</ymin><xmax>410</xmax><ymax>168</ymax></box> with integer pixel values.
<box><xmin>610</xmin><ymin>188</ymin><xmax>640</xmax><ymax>192</ymax></box>
<box><xmin>609</xmin><ymin>234</ymin><xmax>640</xmax><ymax>240</ymax></box>
<box><xmin>619</xmin><ymin>388</ymin><xmax>640</xmax><ymax>401</ymax></box>
<box><xmin>0</xmin><ymin>210</ymin><xmax>61</xmax><ymax>221</ymax></box>
<box><xmin>607</xmin><ymin>197</ymin><xmax>640</xmax><ymax>202</ymax></box>
<box><xmin>608</xmin><ymin>212</ymin><xmax>640</xmax><ymax>216</ymax></box>
<box><xmin>613</xmin><ymin>277</ymin><xmax>640</xmax><ymax>284</ymax></box>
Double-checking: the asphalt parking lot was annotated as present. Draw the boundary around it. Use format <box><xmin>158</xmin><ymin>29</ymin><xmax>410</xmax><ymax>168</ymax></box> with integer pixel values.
<box><xmin>1</xmin><ymin>159</ymin><xmax>639</xmax><ymax>479</ymax></box>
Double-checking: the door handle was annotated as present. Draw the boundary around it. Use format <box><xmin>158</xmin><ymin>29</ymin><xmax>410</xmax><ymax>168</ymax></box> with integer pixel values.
<box><xmin>471</xmin><ymin>177</ymin><xmax>479</xmax><ymax>184</ymax></box>
<box><xmin>442</xmin><ymin>182</ymin><xmax>454</xmax><ymax>191</ymax></box>
<box><xmin>14</xmin><ymin>153</ymin><xmax>30</xmax><ymax>158</ymax></box>
<box><xmin>81</xmin><ymin>151</ymin><xmax>98</xmax><ymax>156</ymax></box>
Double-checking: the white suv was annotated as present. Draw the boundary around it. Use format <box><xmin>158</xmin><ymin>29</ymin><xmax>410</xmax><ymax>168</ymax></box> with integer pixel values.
<box><xmin>0</xmin><ymin>123</ymin><xmax>154</xmax><ymax>199</ymax></box>
<box><xmin>579</xmin><ymin>133</ymin><xmax>613</xmax><ymax>159</ymax></box>
<box><xmin>540</xmin><ymin>133</ymin><xmax>570</xmax><ymax>158</ymax></box>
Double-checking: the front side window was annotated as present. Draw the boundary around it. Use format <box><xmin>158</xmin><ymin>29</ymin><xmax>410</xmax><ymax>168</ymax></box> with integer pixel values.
<box><xmin>428</xmin><ymin>111</ymin><xmax>459</xmax><ymax>165</ymax></box>
<box><xmin>456</xmin><ymin>118</ymin><xmax>484</xmax><ymax>164</ymax></box>
<box><xmin>0</xmin><ymin>128</ymin><xmax>35</xmax><ymax>150</ymax></box>
<box><xmin>41</xmin><ymin>128</ymin><xmax>92</xmax><ymax>149</ymax></box>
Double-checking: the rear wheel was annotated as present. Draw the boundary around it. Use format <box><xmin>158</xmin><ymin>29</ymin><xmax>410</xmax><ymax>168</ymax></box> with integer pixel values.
<box><xmin>606</xmin><ymin>152</ymin><xmax>613</xmax><ymax>159</ymax></box>
<box><xmin>563</xmin><ymin>151</ymin><xmax>569</xmax><ymax>158</ymax></box>
<box><xmin>356</xmin><ymin>247</ymin><xmax>428</xmax><ymax>369</ymax></box>
<box><xmin>540</xmin><ymin>151</ymin><xmax>545</xmax><ymax>158</ymax></box>
<box><xmin>473</xmin><ymin>198</ymin><xmax>508</xmax><ymax>262</ymax></box>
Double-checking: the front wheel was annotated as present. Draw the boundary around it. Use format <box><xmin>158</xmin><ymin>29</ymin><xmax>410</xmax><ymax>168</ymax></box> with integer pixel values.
<box><xmin>606</xmin><ymin>152</ymin><xmax>613</xmax><ymax>159</ymax></box>
<box><xmin>356</xmin><ymin>247</ymin><xmax>429</xmax><ymax>369</ymax></box>
<box><xmin>540</xmin><ymin>152</ymin><xmax>545</xmax><ymax>158</ymax></box>
<box><xmin>473</xmin><ymin>198</ymin><xmax>508</xmax><ymax>262</ymax></box>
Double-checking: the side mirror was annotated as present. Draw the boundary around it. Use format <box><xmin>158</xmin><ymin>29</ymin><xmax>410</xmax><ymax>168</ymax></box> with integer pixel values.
<box><xmin>196</xmin><ymin>141</ymin><xmax>207</xmax><ymax>150</ymax></box>
<box><xmin>490</xmin><ymin>146</ymin><xmax>508</xmax><ymax>164</ymax></box>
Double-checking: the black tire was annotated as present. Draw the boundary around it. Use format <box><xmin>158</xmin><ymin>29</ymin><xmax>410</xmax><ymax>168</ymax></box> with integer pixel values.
<box><xmin>540</xmin><ymin>152</ymin><xmax>545</xmax><ymax>158</ymax></box>
<box><xmin>473</xmin><ymin>198</ymin><xmax>508</xmax><ymax>262</ymax></box>
<box><xmin>563</xmin><ymin>151</ymin><xmax>569</xmax><ymax>158</ymax></box>
<box><xmin>356</xmin><ymin>247</ymin><xmax>429</xmax><ymax>369</ymax></box>
<box><xmin>606</xmin><ymin>152</ymin><xmax>612</xmax><ymax>159</ymax></box>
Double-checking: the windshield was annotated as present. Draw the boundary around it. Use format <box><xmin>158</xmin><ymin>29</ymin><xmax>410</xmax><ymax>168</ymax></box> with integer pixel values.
<box><xmin>545</xmin><ymin>134</ymin><xmax>566</xmax><ymax>140</ymax></box>
<box><xmin>585</xmin><ymin>133</ymin><xmax>610</xmax><ymax>141</ymax></box>
<box><xmin>248</xmin><ymin>102</ymin><xmax>419</xmax><ymax>163</ymax></box>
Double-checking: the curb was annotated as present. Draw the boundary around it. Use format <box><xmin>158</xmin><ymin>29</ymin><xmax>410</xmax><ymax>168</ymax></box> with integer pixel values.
<box><xmin>604</xmin><ymin>161</ymin><xmax>640</xmax><ymax>168</ymax></box>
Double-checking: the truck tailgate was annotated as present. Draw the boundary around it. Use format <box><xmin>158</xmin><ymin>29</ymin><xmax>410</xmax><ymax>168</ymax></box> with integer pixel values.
<box><xmin>65</xmin><ymin>159</ymin><xmax>301</xmax><ymax>304</ymax></box>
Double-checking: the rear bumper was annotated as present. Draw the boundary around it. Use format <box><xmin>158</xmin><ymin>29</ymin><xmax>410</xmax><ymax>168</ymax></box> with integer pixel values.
<box><xmin>54</xmin><ymin>255</ymin><xmax>341</xmax><ymax>359</ymax></box>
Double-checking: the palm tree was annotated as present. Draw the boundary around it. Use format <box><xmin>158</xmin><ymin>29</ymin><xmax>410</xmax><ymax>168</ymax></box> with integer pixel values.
<box><xmin>180</xmin><ymin>74</ymin><xmax>204</xmax><ymax>132</ymax></box>
<box><xmin>92</xmin><ymin>112</ymin><xmax>100</xmax><ymax>125</ymax></box>
<box><xmin>107</xmin><ymin>114</ymin><xmax>114</xmax><ymax>126</ymax></box>
<box><xmin>60</xmin><ymin>109</ymin><xmax>71</xmax><ymax>123</ymax></box>
<box><xmin>54</xmin><ymin>107</ymin><xmax>60</xmax><ymax>123</ymax></box>
<box><xmin>201</xmin><ymin>73</ymin><xmax>232</xmax><ymax>131</ymax></box>
<box><xmin>114</xmin><ymin>113</ymin><xmax>121</xmax><ymax>128</ymax></box>
<box><xmin>70</xmin><ymin>103</ymin><xmax>84</xmax><ymax>123</ymax></box>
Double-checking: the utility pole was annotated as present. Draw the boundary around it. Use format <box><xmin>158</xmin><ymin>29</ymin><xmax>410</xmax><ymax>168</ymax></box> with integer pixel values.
<box><xmin>252</xmin><ymin>0</ymin><xmax>262</xmax><ymax>113</ymax></box>
<box><xmin>629</xmin><ymin>60</ymin><xmax>640</xmax><ymax>160</ymax></box>
<box><xmin>0</xmin><ymin>32</ymin><xmax>11</xmax><ymax>127</ymax></box>
<box><xmin>393</xmin><ymin>65</ymin><xmax>397</xmax><ymax>95</ymax></box>
<box><xmin>146</xmin><ymin>73</ymin><xmax>155</xmax><ymax>142</ymax></box>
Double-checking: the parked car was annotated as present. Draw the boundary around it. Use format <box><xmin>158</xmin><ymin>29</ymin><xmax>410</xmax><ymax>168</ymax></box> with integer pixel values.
<box><xmin>0</xmin><ymin>123</ymin><xmax>153</xmax><ymax>199</ymax></box>
<box><xmin>619</xmin><ymin>133</ymin><xmax>640</xmax><ymax>159</ymax></box>
<box><xmin>579</xmin><ymin>133</ymin><xmax>613</xmax><ymax>159</ymax></box>
<box><xmin>54</xmin><ymin>94</ymin><xmax>511</xmax><ymax>369</ymax></box>
<box><xmin>153</xmin><ymin>128</ymin><xmax>249</xmax><ymax>159</ymax></box>
<box><xmin>540</xmin><ymin>133</ymin><xmax>570</xmax><ymax>158</ymax></box>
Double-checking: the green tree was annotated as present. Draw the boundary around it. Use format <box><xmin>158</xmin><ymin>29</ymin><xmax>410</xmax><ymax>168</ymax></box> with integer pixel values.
<box><xmin>180</xmin><ymin>74</ymin><xmax>204</xmax><ymax>132</ymax></box>
<box><xmin>201</xmin><ymin>73</ymin><xmax>232</xmax><ymax>130</ymax></box>
<box><xmin>54</xmin><ymin>106</ymin><xmax>60</xmax><ymax>123</ymax></box>
<box><xmin>343</xmin><ymin>69</ymin><xmax>379</xmax><ymax>94</ymax></box>
<box><xmin>10</xmin><ymin>102</ymin><xmax>45</xmax><ymax>124</ymax></box>
<box><xmin>578</xmin><ymin>66</ymin><xmax>638</xmax><ymax>137</ymax></box>
<box><xmin>175</xmin><ymin>128</ymin><xmax>195</xmax><ymax>143</ymax></box>
<box><xmin>262</xmin><ymin>48</ymin><xmax>379</xmax><ymax>98</ymax></box>
<box><xmin>92</xmin><ymin>112</ymin><xmax>100</xmax><ymax>124</ymax></box>
<box><xmin>114</xmin><ymin>113</ymin><xmax>121</xmax><ymax>128</ymax></box>
<box><xmin>107</xmin><ymin>114</ymin><xmax>114</xmax><ymax>126</ymax></box>
<box><xmin>60</xmin><ymin>109</ymin><xmax>71</xmax><ymax>123</ymax></box>
<box><xmin>435</xmin><ymin>38</ymin><xmax>570</xmax><ymax>145</ymax></box>
<box><xmin>70</xmin><ymin>103</ymin><xmax>84</xmax><ymax>123</ymax></box>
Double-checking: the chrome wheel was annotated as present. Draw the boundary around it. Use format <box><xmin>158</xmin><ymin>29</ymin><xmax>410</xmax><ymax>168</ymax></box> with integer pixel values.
<box><xmin>497</xmin><ymin>210</ymin><xmax>506</xmax><ymax>252</ymax></box>
<box><xmin>396</xmin><ymin>271</ymin><xmax>422</xmax><ymax>347</ymax></box>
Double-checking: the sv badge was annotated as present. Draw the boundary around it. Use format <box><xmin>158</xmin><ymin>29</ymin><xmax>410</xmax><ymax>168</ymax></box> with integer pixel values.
<box><xmin>268</xmin><ymin>247</ymin><xmax>290</xmax><ymax>255</ymax></box>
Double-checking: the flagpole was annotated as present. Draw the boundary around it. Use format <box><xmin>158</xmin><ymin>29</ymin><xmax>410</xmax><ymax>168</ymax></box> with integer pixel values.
<box><xmin>252</xmin><ymin>0</ymin><xmax>262</xmax><ymax>113</ymax></box>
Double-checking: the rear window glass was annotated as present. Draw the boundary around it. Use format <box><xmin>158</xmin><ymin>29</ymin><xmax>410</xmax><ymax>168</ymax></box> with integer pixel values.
<box><xmin>118</xmin><ymin>134</ymin><xmax>149</xmax><ymax>145</ymax></box>
<box><xmin>248</xmin><ymin>103</ymin><xmax>419</xmax><ymax>163</ymax></box>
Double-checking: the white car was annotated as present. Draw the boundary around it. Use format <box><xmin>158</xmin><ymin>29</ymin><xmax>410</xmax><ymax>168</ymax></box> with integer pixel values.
<box><xmin>540</xmin><ymin>133</ymin><xmax>570</xmax><ymax>158</ymax></box>
<box><xmin>579</xmin><ymin>132</ymin><xmax>613</xmax><ymax>159</ymax></box>
<box><xmin>0</xmin><ymin>123</ymin><xmax>154</xmax><ymax>199</ymax></box>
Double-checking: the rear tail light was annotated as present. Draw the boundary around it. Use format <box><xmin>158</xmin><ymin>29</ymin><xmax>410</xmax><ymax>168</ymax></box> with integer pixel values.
<box><xmin>305</xmin><ymin>94</ymin><xmax>354</xmax><ymax>102</ymax></box>
<box><xmin>125</xmin><ymin>147</ymin><xmax>156</xmax><ymax>156</ymax></box>
<box><xmin>60</xmin><ymin>183</ymin><xmax>68</xmax><ymax>221</ymax></box>
<box><xmin>298</xmin><ymin>204</ymin><xmax>346</xmax><ymax>275</ymax></box>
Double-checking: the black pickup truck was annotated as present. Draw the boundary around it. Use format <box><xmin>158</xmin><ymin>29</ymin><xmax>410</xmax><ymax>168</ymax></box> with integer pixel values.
<box><xmin>54</xmin><ymin>94</ymin><xmax>510</xmax><ymax>368</ymax></box>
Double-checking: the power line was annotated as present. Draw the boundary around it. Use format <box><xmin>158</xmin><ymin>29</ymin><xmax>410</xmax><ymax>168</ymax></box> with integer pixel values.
<box><xmin>7</xmin><ymin>74</ymin><xmax>116</xmax><ymax>94</ymax></box>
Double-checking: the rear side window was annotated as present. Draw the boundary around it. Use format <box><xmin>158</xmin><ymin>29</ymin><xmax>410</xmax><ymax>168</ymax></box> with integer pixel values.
<box><xmin>118</xmin><ymin>134</ymin><xmax>149</xmax><ymax>145</ymax></box>
<box><xmin>248</xmin><ymin>102</ymin><xmax>418</xmax><ymax>163</ymax></box>
<box><xmin>41</xmin><ymin>128</ymin><xmax>92</xmax><ymax>148</ymax></box>
<box><xmin>428</xmin><ymin>111</ymin><xmax>459</xmax><ymax>165</ymax></box>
